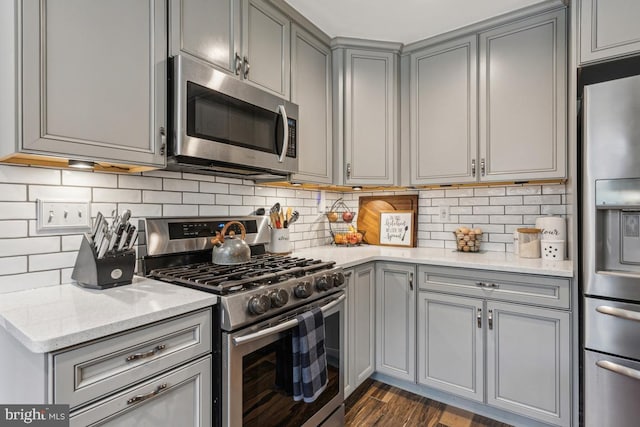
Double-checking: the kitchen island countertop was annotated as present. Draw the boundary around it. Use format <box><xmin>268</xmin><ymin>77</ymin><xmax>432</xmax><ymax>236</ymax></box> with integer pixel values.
<box><xmin>292</xmin><ymin>245</ymin><xmax>573</xmax><ymax>277</ymax></box>
<box><xmin>0</xmin><ymin>276</ymin><xmax>217</xmax><ymax>353</ymax></box>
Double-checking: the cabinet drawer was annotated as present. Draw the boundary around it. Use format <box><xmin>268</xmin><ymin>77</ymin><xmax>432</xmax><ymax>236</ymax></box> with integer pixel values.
<box><xmin>69</xmin><ymin>355</ymin><xmax>211</xmax><ymax>426</ymax></box>
<box><xmin>54</xmin><ymin>308</ymin><xmax>212</xmax><ymax>409</ymax></box>
<box><xmin>418</xmin><ymin>265</ymin><xmax>570</xmax><ymax>309</ymax></box>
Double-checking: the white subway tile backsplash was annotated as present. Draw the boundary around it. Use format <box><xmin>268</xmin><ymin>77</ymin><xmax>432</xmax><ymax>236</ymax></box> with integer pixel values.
<box><xmin>542</xmin><ymin>205</ymin><xmax>567</xmax><ymax>215</ymax></box>
<box><xmin>0</xmin><ymin>270</ymin><xmax>60</xmax><ymax>293</ymax></box>
<box><xmin>506</xmin><ymin>185</ymin><xmax>542</xmax><ymax>195</ymax></box>
<box><xmin>0</xmin><ymin>184</ymin><xmax>27</xmax><ymax>201</ymax></box>
<box><xmin>243</xmin><ymin>196</ymin><xmax>266</xmax><ymax>206</ymax></box>
<box><xmin>505</xmin><ymin>205</ymin><xmax>540</xmax><ymax>215</ymax></box>
<box><xmin>118</xmin><ymin>203</ymin><xmax>162</xmax><ymax>218</ymax></box>
<box><xmin>229</xmin><ymin>206</ymin><xmax>254</xmax><ymax>216</ymax></box>
<box><xmin>459</xmin><ymin>197</ymin><xmax>488</xmax><ymax>206</ymax></box>
<box><xmin>163</xmin><ymin>178</ymin><xmax>199</xmax><ymax>192</ymax></box>
<box><xmin>490</xmin><ymin>196</ymin><xmax>522</xmax><ymax>206</ymax></box>
<box><xmin>0</xmin><ymin>165</ymin><xmax>60</xmax><ymax>185</ymax></box>
<box><xmin>474</xmin><ymin>187</ymin><xmax>506</xmax><ymax>196</ymax></box>
<box><xmin>62</xmin><ymin>170</ymin><xmax>117</xmax><ymax>188</ymax></box>
<box><xmin>542</xmin><ymin>184</ymin><xmax>566</xmax><ymax>195</ymax></box>
<box><xmin>200</xmin><ymin>182</ymin><xmax>229</xmax><ymax>194</ymax></box>
<box><xmin>490</xmin><ymin>215</ymin><xmax>523</xmax><ymax>224</ymax></box>
<box><xmin>142</xmin><ymin>190</ymin><xmax>181</xmax><ymax>204</ymax></box>
<box><xmin>276</xmin><ymin>188</ymin><xmax>296</xmax><ymax>198</ymax></box>
<box><xmin>445</xmin><ymin>188</ymin><xmax>474</xmax><ymax>197</ymax></box>
<box><xmin>216</xmin><ymin>194</ymin><xmax>243</xmax><ymax>205</ymax></box>
<box><xmin>215</xmin><ymin>176</ymin><xmax>244</xmax><ymax>185</ymax></box>
<box><xmin>459</xmin><ymin>215</ymin><xmax>488</xmax><ymax>224</ymax></box>
<box><xmin>199</xmin><ymin>205</ymin><xmax>229</xmax><ymax>216</ymax></box>
<box><xmin>94</xmin><ymin>188</ymin><xmax>141</xmax><ymax>203</ymax></box>
<box><xmin>29</xmin><ymin>251</ymin><xmax>77</xmax><ymax>271</ymax></box>
<box><xmin>0</xmin><ymin>256</ymin><xmax>28</xmax><ymax>276</ymax></box>
<box><xmin>62</xmin><ymin>235</ymin><xmax>83</xmax><ymax>252</ymax></box>
<box><xmin>229</xmin><ymin>184</ymin><xmax>254</xmax><ymax>195</ymax></box>
<box><xmin>473</xmin><ymin>206</ymin><xmax>504</xmax><ymax>215</ymax></box>
<box><xmin>181</xmin><ymin>173</ymin><xmax>217</xmax><ymax>182</ymax></box>
<box><xmin>118</xmin><ymin>175</ymin><xmax>162</xmax><ymax>190</ymax></box>
<box><xmin>29</xmin><ymin>185</ymin><xmax>91</xmax><ymax>201</ymax></box>
<box><xmin>0</xmin><ymin>202</ymin><xmax>36</xmax><ymax>220</ymax></box>
<box><xmin>523</xmin><ymin>195</ymin><xmax>562</xmax><ymax>205</ymax></box>
<box><xmin>254</xmin><ymin>186</ymin><xmax>278</xmax><ymax>197</ymax></box>
<box><xmin>163</xmin><ymin>204</ymin><xmax>199</xmax><ymax>216</ymax></box>
<box><xmin>0</xmin><ymin>220</ymin><xmax>28</xmax><ymax>238</ymax></box>
<box><xmin>183</xmin><ymin>193</ymin><xmax>214</xmax><ymax>205</ymax></box>
<box><xmin>142</xmin><ymin>170</ymin><xmax>182</xmax><ymax>179</ymax></box>
<box><xmin>451</xmin><ymin>206</ymin><xmax>473</xmax><ymax>215</ymax></box>
<box><xmin>0</xmin><ymin>236</ymin><xmax>59</xmax><ymax>257</ymax></box>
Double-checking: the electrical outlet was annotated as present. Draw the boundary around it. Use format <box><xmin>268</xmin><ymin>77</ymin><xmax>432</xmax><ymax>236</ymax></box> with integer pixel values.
<box><xmin>439</xmin><ymin>205</ymin><xmax>450</xmax><ymax>222</ymax></box>
<box><xmin>36</xmin><ymin>200</ymin><xmax>92</xmax><ymax>233</ymax></box>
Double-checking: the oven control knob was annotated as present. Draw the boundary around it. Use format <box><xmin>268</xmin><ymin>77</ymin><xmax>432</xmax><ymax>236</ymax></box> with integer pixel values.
<box><xmin>332</xmin><ymin>272</ymin><xmax>345</xmax><ymax>287</ymax></box>
<box><xmin>248</xmin><ymin>294</ymin><xmax>271</xmax><ymax>315</ymax></box>
<box><xmin>269</xmin><ymin>289</ymin><xmax>289</xmax><ymax>308</ymax></box>
<box><xmin>316</xmin><ymin>275</ymin><xmax>332</xmax><ymax>291</ymax></box>
<box><xmin>294</xmin><ymin>281</ymin><xmax>313</xmax><ymax>298</ymax></box>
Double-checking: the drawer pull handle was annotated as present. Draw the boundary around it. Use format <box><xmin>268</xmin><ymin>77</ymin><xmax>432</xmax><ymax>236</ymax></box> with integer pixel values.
<box><xmin>596</xmin><ymin>305</ymin><xmax>640</xmax><ymax>322</ymax></box>
<box><xmin>126</xmin><ymin>383</ymin><xmax>168</xmax><ymax>405</ymax></box>
<box><xmin>126</xmin><ymin>344</ymin><xmax>166</xmax><ymax>362</ymax></box>
<box><xmin>475</xmin><ymin>282</ymin><xmax>485</xmax><ymax>287</ymax></box>
<box><xmin>596</xmin><ymin>360</ymin><xmax>640</xmax><ymax>381</ymax></box>
<box><xmin>485</xmin><ymin>283</ymin><xmax>499</xmax><ymax>289</ymax></box>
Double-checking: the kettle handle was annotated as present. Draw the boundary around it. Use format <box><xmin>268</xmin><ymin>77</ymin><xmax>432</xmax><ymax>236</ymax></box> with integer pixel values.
<box><xmin>220</xmin><ymin>221</ymin><xmax>247</xmax><ymax>242</ymax></box>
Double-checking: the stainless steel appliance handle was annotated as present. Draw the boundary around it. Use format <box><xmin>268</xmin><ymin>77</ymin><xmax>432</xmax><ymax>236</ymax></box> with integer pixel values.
<box><xmin>233</xmin><ymin>294</ymin><xmax>346</xmax><ymax>346</ymax></box>
<box><xmin>277</xmin><ymin>105</ymin><xmax>289</xmax><ymax>163</ymax></box>
<box><xmin>596</xmin><ymin>360</ymin><xmax>640</xmax><ymax>381</ymax></box>
<box><xmin>596</xmin><ymin>305</ymin><xmax>640</xmax><ymax>322</ymax></box>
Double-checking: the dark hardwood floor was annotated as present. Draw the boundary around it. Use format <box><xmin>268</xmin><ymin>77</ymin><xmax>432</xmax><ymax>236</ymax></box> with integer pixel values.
<box><xmin>345</xmin><ymin>379</ymin><xmax>512</xmax><ymax>427</ymax></box>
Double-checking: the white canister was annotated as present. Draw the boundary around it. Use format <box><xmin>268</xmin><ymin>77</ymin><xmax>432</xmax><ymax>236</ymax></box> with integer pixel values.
<box><xmin>535</xmin><ymin>216</ymin><xmax>566</xmax><ymax>242</ymax></box>
<box><xmin>268</xmin><ymin>228</ymin><xmax>291</xmax><ymax>254</ymax></box>
<box><xmin>542</xmin><ymin>240</ymin><xmax>565</xmax><ymax>260</ymax></box>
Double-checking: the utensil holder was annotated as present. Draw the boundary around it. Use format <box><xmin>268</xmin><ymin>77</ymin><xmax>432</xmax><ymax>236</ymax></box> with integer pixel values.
<box><xmin>71</xmin><ymin>234</ymin><xmax>135</xmax><ymax>289</ymax></box>
<box><xmin>268</xmin><ymin>228</ymin><xmax>291</xmax><ymax>254</ymax></box>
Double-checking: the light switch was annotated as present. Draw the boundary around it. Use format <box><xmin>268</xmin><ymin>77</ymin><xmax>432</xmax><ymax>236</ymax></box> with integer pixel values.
<box><xmin>36</xmin><ymin>200</ymin><xmax>92</xmax><ymax>233</ymax></box>
<box><xmin>439</xmin><ymin>205</ymin><xmax>450</xmax><ymax>222</ymax></box>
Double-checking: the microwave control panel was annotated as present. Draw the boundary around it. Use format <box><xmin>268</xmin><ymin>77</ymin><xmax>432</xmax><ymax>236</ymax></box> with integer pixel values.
<box><xmin>287</xmin><ymin>118</ymin><xmax>297</xmax><ymax>158</ymax></box>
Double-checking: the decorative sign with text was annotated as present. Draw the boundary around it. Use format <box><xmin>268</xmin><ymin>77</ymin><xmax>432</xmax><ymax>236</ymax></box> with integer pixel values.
<box><xmin>379</xmin><ymin>210</ymin><xmax>414</xmax><ymax>247</ymax></box>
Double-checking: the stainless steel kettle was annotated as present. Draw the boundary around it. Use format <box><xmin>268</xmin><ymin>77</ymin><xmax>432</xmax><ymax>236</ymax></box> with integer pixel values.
<box><xmin>211</xmin><ymin>221</ymin><xmax>251</xmax><ymax>265</ymax></box>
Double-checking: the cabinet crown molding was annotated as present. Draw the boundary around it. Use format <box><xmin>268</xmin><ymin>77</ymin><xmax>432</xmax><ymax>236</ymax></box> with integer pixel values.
<box><xmin>331</xmin><ymin>37</ymin><xmax>402</xmax><ymax>53</ymax></box>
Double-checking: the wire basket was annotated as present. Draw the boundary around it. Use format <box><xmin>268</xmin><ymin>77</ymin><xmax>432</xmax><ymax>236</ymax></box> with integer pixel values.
<box><xmin>453</xmin><ymin>227</ymin><xmax>483</xmax><ymax>252</ymax></box>
<box><xmin>326</xmin><ymin>198</ymin><xmax>364</xmax><ymax>246</ymax></box>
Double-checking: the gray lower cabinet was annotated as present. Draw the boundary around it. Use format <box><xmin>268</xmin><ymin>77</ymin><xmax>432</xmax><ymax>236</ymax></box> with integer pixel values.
<box><xmin>579</xmin><ymin>0</ymin><xmax>640</xmax><ymax>64</ymax></box>
<box><xmin>2</xmin><ymin>0</ymin><xmax>166</xmax><ymax>169</ymax></box>
<box><xmin>0</xmin><ymin>308</ymin><xmax>213</xmax><ymax>425</ymax></box>
<box><xmin>486</xmin><ymin>301</ymin><xmax>570</xmax><ymax>426</ymax></box>
<box><xmin>417</xmin><ymin>292</ymin><xmax>484</xmax><ymax>402</ymax></box>
<box><xmin>69</xmin><ymin>356</ymin><xmax>211</xmax><ymax>427</ymax></box>
<box><xmin>418</xmin><ymin>265</ymin><xmax>571</xmax><ymax>427</ymax></box>
<box><xmin>375</xmin><ymin>262</ymin><xmax>415</xmax><ymax>382</ymax></box>
<box><xmin>291</xmin><ymin>24</ymin><xmax>333</xmax><ymax>184</ymax></box>
<box><xmin>344</xmin><ymin>263</ymin><xmax>376</xmax><ymax>398</ymax></box>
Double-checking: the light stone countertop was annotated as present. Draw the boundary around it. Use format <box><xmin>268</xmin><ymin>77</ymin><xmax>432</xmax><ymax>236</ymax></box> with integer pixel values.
<box><xmin>0</xmin><ymin>276</ymin><xmax>217</xmax><ymax>353</ymax></box>
<box><xmin>292</xmin><ymin>245</ymin><xmax>574</xmax><ymax>277</ymax></box>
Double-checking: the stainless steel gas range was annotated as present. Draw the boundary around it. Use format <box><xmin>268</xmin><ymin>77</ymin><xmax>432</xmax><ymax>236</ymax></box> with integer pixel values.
<box><xmin>138</xmin><ymin>216</ymin><xmax>345</xmax><ymax>427</ymax></box>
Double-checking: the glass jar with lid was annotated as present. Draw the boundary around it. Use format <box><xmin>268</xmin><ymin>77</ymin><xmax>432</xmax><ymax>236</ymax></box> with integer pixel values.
<box><xmin>517</xmin><ymin>228</ymin><xmax>541</xmax><ymax>258</ymax></box>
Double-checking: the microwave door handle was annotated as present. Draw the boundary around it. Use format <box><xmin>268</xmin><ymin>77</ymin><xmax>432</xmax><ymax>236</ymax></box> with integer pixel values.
<box><xmin>277</xmin><ymin>104</ymin><xmax>289</xmax><ymax>163</ymax></box>
<box><xmin>232</xmin><ymin>294</ymin><xmax>345</xmax><ymax>346</ymax></box>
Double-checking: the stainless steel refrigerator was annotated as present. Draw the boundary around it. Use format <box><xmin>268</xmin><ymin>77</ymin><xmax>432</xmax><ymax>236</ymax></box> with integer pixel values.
<box><xmin>581</xmin><ymin>58</ymin><xmax>640</xmax><ymax>427</ymax></box>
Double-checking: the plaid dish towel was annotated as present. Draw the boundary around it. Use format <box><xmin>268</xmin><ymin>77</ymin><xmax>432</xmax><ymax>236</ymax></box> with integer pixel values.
<box><xmin>292</xmin><ymin>307</ymin><xmax>328</xmax><ymax>403</ymax></box>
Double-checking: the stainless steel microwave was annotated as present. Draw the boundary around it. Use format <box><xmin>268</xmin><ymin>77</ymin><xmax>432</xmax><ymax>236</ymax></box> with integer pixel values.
<box><xmin>167</xmin><ymin>55</ymin><xmax>298</xmax><ymax>180</ymax></box>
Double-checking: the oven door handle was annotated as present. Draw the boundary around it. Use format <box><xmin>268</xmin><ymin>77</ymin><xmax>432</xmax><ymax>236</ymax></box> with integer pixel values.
<box><xmin>233</xmin><ymin>294</ymin><xmax>345</xmax><ymax>346</ymax></box>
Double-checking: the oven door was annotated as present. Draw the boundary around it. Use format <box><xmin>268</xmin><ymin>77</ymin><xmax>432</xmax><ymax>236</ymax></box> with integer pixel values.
<box><xmin>223</xmin><ymin>292</ymin><xmax>344</xmax><ymax>427</ymax></box>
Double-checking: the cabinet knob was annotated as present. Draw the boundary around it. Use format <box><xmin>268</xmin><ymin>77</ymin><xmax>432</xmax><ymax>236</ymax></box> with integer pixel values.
<box><xmin>235</xmin><ymin>53</ymin><xmax>243</xmax><ymax>75</ymax></box>
<box><xmin>481</xmin><ymin>158</ymin><xmax>486</xmax><ymax>176</ymax></box>
<box><xmin>346</xmin><ymin>163</ymin><xmax>351</xmax><ymax>179</ymax></box>
<box><xmin>471</xmin><ymin>159</ymin><xmax>476</xmax><ymax>177</ymax></box>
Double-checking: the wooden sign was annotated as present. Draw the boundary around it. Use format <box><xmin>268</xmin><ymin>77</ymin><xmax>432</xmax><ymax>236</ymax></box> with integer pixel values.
<box><xmin>379</xmin><ymin>210</ymin><xmax>414</xmax><ymax>247</ymax></box>
<box><xmin>357</xmin><ymin>195</ymin><xmax>418</xmax><ymax>246</ymax></box>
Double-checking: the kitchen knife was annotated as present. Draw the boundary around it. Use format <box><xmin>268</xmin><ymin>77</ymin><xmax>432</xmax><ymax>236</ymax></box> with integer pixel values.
<box><xmin>91</xmin><ymin>212</ymin><xmax>104</xmax><ymax>240</ymax></box>
<box><xmin>97</xmin><ymin>231</ymin><xmax>111</xmax><ymax>258</ymax></box>
<box><xmin>123</xmin><ymin>225</ymin><xmax>137</xmax><ymax>250</ymax></box>
<box><xmin>117</xmin><ymin>223</ymin><xmax>133</xmax><ymax>251</ymax></box>
<box><xmin>112</xmin><ymin>222</ymin><xmax>127</xmax><ymax>252</ymax></box>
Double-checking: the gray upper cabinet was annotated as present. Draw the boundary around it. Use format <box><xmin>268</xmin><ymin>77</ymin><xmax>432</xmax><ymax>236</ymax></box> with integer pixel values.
<box><xmin>242</xmin><ymin>0</ymin><xmax>290</xmax><ymax>99</ymax></box>
<box><xmin>15</xmin><ymin>0</ymin><xmax>166</xmax><ymax>169</ymax></box>
<box><xmin>291</xmin><ymin>24</ymin><xmax>333</xmax><ymax>184</ymax></box>
<box><xmin>342</xmin><ymin>48</ymin><xmax>399</xmax><ymax>186</ymax></box>
<box><xmin>579</xmin><ymin>0</ymin><xmax>640</xmax><ymax>64</ymax></box>
<box><xmin>376</xmin><ymin>262</ymin><xmax>415</xmax><ymax>381</ymax></box>
<box><xmin>478</xmin><ymin>9</ymin><xmax>566</xmax><ymax>182</ymax></box>
<box><xmin>409</xmin><ymin>36</ymin><xmax>478</xmax><ymax>185</ymax></box>
<box><xmin>169</xmin><ymin>0</ymin><xmax>241</xmax><ymax>75</ymax></box>
<box><xmin>405</xmin><ymin>7</ymin><xmax>566</xmax><ymax>186</ymax></box>
<box><xmin>170</xmin><ymin>0</ymin><xmax>290</xmax><ymax>99</ymax></box>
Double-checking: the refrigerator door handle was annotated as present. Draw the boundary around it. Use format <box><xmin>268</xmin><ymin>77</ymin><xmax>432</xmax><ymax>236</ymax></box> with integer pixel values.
<box><xmin>596</xmin><ymin>305</ymin><xmax>640</xmax><ymax>322</ymax></box>
<box><xmin>596</xmin><ymin>360</ymin><xmax>640</xmax><ymax>381</ymax></box>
